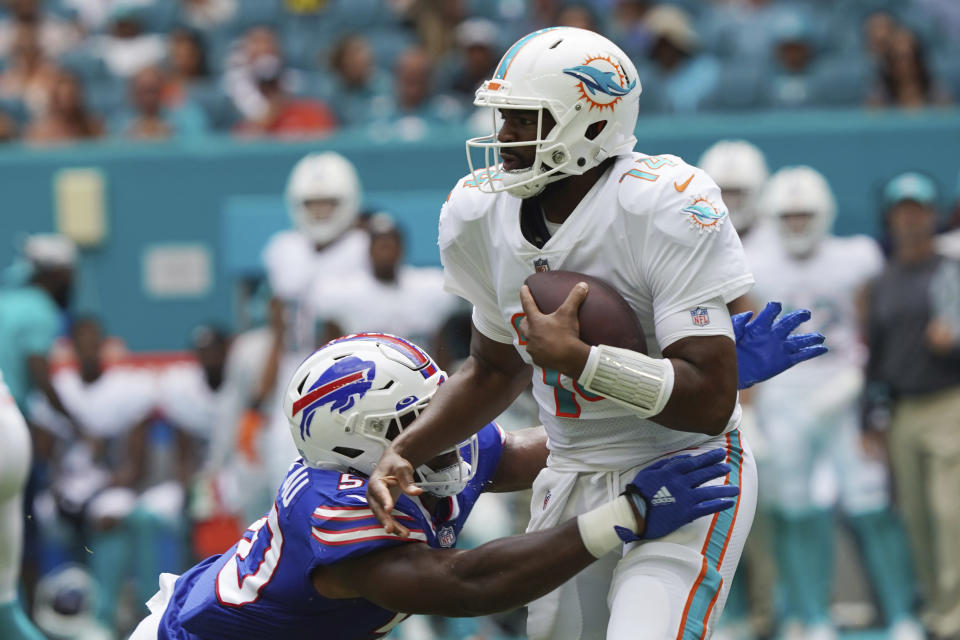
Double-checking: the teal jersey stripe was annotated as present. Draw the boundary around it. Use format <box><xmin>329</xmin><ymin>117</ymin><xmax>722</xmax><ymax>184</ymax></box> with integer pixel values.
<box><xmin>679</xmin><ymin>431</ymin><xmax>744</xmax><ymax>639</ymax></box>
<box><xmin>493</xmin><ymin>27</ymin><xmax>560</xmax><ymax>80</ymax></box>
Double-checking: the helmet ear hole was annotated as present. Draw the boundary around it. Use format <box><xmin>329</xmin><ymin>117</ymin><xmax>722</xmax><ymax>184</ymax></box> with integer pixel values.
<box><xmin>585</xmin><ymin>120</ymin><xmax>606</xmax><ymax>140</ymax></box>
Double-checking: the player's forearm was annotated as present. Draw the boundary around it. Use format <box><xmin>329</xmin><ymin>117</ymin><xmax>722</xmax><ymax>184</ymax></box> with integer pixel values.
<box><xmin>415</xmin><ymin>520</ymin><xmax>597</xmax><ymax>617</ymax></box>
<box><xmin>391</xmin><ymin>354</ymin><xmax>530</xmax><ymax>467</ymax></box>
<box><xmin>653</xmin><ymin>356</ymin><xmax>737</xmax><ymax>435</ymax></box>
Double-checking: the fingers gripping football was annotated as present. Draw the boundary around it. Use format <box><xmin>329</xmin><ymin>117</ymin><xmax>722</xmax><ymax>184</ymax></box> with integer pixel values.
<box><xmin>518</xmin><ymin>283</ymin><xmax>591</xmax><ymax>378</ymax></box>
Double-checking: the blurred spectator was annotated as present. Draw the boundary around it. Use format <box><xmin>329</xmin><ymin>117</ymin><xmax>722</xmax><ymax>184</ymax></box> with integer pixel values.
<box><xmin>437</xmin><ymin>18</ymin><xmax>500</xmax><ymax>108</ymax></box>
<box><xmin>326</xmin><ymin>33</ymin><xmax>391</xmax><ymax>127</ymax></box>
<box><xmin>409</xmin><ymin>0</ymin><xmax>467</xmax><ymax>59</ymax></box>
<box><xmin>556</xmin><ymin>2</ymin><xmax>598</xmax><ymax>31</ymax></box>
<box><xmin>863</xmin><ymin>172</ymin><xmax>960</xmax><ymax>639</ymax></box>
<box><xmin>164</xmin><ymin>27</ymin><xmax>210</xmax><ymax>103</ymax></box>
<box><xmin>114</xmin><ymin>65</ymin><xmax>209</xmax><ymax>139</ymax></box>
<box><xmin>223</xmin><ymin>25</ymin><xmax>300</xmax><ymax>125</ymax></box>
<box><xmin>0</xmin><ymin>23</ymin><xmax>59</xmax><ymax>115</ymax></box>
<box><xmin>233</xmin><ymin>55</ymin><xmax>336</xmax><ymax>137</ymax></box>
<box><xmin>863</xmin><ymin>11</ymin><xmax>898</xmax><ymax>63</ymax></box>
<box><xmin>608</xmin><ymin>0</ymin><xmax>653</xmax><ymax>60</ymax></box>
<box><xmin>938</xmin><ymin>171</ymin><xmax>960</xmax><ymax>259</ymax></box>
<box><xmin>867</xmin><ymin>25</ymin><xmax>952</xmax><ymax>109</ymax></box>
<box><xmin>643</xmin><ymin>5</ymin><xmax>719</xmax><ymax>113</ymax></box>
<box><xmin>0</xmin><ymin>0</ymin><xmax>82</xmax><ymax>59</ymax></box>
<box><xmin>315</xmin><ymin>213</ymin><xmax>461</xmax><ymax>348</ymax></box>
<box><xmin>91</xmin><ymin>4</ymin><xmax>167</xmax><ymax>78</ymax></box>
<box><xmin>767</xmin><ymin>10</ymin><xmax>819</xmax><ymax>109</ymax></box>
<box><xmin>176</xmin><ymin>0</ymin><xmax>238</xmax><ymax>32</ymax></box>
<box><xmin>372</xmin><ymin>46</ymin><xmax>462</xmax><ymax>139</ymax></box>
<box><xmin>24</xmin><ymin>70</ymin><xmax>104</xmax><ymax>143</ymax></box>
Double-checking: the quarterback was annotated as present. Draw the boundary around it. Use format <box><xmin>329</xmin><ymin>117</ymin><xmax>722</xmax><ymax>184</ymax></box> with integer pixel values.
<box><xmin>129</xmin><ymin>333</ymin><xmax>738</xmax><ymax>639</ymax></box>
<box><xmin>368</xmin><ymin>27</ymin><xmax>822</xmax><ymax>640</ymax></box>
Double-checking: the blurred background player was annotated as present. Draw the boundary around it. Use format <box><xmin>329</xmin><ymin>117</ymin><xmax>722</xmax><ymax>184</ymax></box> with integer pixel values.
<box><xmin>863</xmin><ymin>172</ymin><xmax>960</xmax><ymax>639</ymax></box>
<box><xmin>252</xmin><ymin>151</ymin><xmax>370</xmax><ymax>493</ymax></box>
<box><xmin>0</xmin><ymin>368</ymin><xmax>44</xmax><ymax>640</ymax></box>
<box><xmin>698</xmin><ymin>139</ymin><xmax>772</xmax><ymax>250</ymax></box>
<box><xmin>751</xmin><ymin>167</ymin><xmax>920</xmax><ymax>640</ymax></box>
<box><xmin>314</xmin><ymin>212</ymin><xmax>461</xmax><ymax>350</ymax></box>
<box><xmin>29</xmin><ymin>315</ymin><xmax>158</xmax><ymax>635</ymax></box>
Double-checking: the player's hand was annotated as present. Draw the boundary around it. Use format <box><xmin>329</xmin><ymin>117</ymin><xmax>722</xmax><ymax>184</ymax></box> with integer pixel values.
<box><xmin>367</xmin><ymin>448</ymin><xmax>423</xmax><ymax>538</ymax></box>
<box><xmin>518</xmin><ymin>282</ymin><xmax>592</xmax><ymax>379</ymax></box>
<box><xmin>622</xmin><ymin>448</ymin><xmax>738</xmax><ymax>540</ymax></box>
<box><xmin>733</xmin><ymin>301</ymin><xmax>828</xmax><ymax>389</ymax></box>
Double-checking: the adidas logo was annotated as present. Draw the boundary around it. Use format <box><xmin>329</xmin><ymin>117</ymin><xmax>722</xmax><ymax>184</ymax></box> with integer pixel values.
<box><xmin>650</xmin><ymin>486</ymin><xmax>676</xmax><ymax>505</ymax></box>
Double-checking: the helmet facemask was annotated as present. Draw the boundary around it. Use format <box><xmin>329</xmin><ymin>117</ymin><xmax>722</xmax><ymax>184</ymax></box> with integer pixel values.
<box><xmin>466</xmin><ymin>98</ymin><xmax>575</xmax><ymax>199</ymax></box>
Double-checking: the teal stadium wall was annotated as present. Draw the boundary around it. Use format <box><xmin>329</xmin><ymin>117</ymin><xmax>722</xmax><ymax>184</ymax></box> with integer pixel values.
<box><xmin>1</xmin><ymin>109</ymin><xmax>958</xmax><ymax>350</ymax></box>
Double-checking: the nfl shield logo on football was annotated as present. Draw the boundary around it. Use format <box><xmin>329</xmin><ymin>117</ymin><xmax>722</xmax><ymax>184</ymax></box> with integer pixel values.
<box><xmin>438</xmin><ymin>525</ymin><xmax>457</xmax><ymax>548</ymax></box>
<box><xmin>534</xmin><ymin>258</ymin><xmax>550</xmax><ymax>272</ymax></box>
<box><xmin>690</xmin><ymin>307</ymin><xmax>710</xmax><ymax>327</ymax></box>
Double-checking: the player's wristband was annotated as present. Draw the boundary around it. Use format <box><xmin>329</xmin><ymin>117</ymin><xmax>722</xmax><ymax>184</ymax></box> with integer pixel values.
<box><xmin>579</xmin><ymin>345</ymin><xmax>675</xmax><ymax>418</ymax></box>
<box><xmin>577</xmin><ymin>495</ymin><xmax>639</xmax><ymax>558</ymax></box>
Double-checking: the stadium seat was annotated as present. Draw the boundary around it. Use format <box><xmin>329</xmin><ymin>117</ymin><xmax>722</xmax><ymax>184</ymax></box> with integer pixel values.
<box><xmin>810</xmin><ymin>54</ymin><xmax>873</xmax><ymax>106</ymax></box>
<box><xmin>702</xmin><ymin>60</ymin><xmax>772</xmax><ymax>112</ymax></box>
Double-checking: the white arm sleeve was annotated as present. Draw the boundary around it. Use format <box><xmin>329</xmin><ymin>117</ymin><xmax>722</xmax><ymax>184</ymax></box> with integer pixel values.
<box><xmin>654</xmin><ymin>297</ymin><xmax>734</xmax><ymax>349</ymax></box>
<box><xmin>438</xmin><ymin>188</ymin><xmax>515</xmax><ymax>344</ymax></box>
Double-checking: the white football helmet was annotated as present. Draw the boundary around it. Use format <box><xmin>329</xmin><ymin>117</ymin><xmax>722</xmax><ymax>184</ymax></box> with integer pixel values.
<box><xmin>467</xmin><ymin>27</ymin><xmax>641</xmax><ymax>198</ymax></box>
<box><xmin>698</xmin><ymin>140</ymin><xmax>769</xmax><ymax>233</ymax></box>
<box><xmin>764</xmin><ymin>165</ymin><xmax>837</xmax><ymax>257</ymax></box>
<box><xmin>283</xmin><ymin>332</ymin><xmax>478</xmax><ymax>497</ymax></box>
<box><xmin>285</xmin><ymin>152</ymin><xmax>361</xmax><ymax>245</ymax></box>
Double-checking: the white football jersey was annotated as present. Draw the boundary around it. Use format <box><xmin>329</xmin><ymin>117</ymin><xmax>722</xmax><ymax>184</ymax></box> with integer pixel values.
<box><xmin>748</xmin><ymin>233</ymin><xmax>883</xmax><ymax>382</ymax></box>
<box><xmin>157</xmin><ymin>362</ymin><xmax>242</xmax><ymax>439</ymax></box>
<box><xmin>312</xmin><ymin>266</ymin><xmax>461</xmax><ymax>346</ymax></box>
<box><xmin>29</xmin><ymin>366</ymin><xmax>156</xmax><ymax>439</ymax></box>
<box><xmin>262</xmin><ymin>228</ymin><xmax>369</xmax><ymax>353</ymax></box>
<box><xmin>440</xmin><ymin>153</ymin><xmax>754</xmax><ymax>470</ymax></box>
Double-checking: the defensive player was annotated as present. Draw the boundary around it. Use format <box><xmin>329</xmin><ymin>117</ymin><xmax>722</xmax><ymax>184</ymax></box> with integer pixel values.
<box><xmin>750</xmin><ymin>167</ymin><xmax>921</xmax><ymax>640</ymax></box>
<box><xmin>368</xmin><ymin>27</ymin><xmax>823</xmax><ymax>640</ymax></box>
<box><xmin>0</xmin><ymin>369</ymin><xmax>44</xmax><ymax>640</ymax></box>
<box><xmin>129</xmin><ymin>333</ymin><xmax>739</xmax><ymax>639</ymax></box>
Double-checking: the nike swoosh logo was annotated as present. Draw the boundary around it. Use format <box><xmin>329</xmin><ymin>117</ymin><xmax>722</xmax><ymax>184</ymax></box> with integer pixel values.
<box><xmin>674</xmin><ymin>174</ymin><xmax>694</xmax><ymax>192</ymax></box>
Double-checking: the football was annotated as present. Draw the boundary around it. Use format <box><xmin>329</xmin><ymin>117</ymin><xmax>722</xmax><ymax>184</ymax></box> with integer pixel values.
<box><xmin>524</xmin><ymin>270</ymin><xmax>647</xmax><ymax>353</ymax></box>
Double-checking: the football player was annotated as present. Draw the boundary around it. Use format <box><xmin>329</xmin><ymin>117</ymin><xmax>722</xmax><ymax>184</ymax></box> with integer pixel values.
<box><xmin>0</xmin><ymin>369</ymin><xmax>44</xmax><ymax>639</ymax></box>
<box><xmin>750</xmin><ymin>167</ymin><xmax>921</xmax><ymax>640</ymax></box>
<box><xmin>368</xmin><ymin>27</ymin><xmax>824</xmax><ymax>640</ymax></box>
<box><xmin>129</xmin><ymin>333</ymin><xmax>739</xmax><ymax>639</ymax></box>
<box><xmin>250</xmin><ymin>152</ymin><xmax>371</xmax><ymax>499</ymax></box>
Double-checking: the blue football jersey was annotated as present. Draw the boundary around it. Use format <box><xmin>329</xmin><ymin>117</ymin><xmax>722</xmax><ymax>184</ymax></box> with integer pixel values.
<box><xmin>158</xmin><ymin>422</ymin><xmax>505</xmax><ymax>640</ymax></box>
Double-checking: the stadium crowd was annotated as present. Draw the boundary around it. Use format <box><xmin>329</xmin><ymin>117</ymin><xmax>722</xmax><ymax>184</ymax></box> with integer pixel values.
<box><xmin>0</xmin><ymin>0</ymin><xmax>958</xmax><ymax>144</ymax></box>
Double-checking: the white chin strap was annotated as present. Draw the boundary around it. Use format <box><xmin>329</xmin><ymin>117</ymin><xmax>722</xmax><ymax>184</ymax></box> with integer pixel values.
<box><xmin>502</xmin><ymin>165</ymin><xmax>569</xmax><ymax>199</ymax></box>
<box><xmin>414</xmin><ymin>436</ymin><xmax>478</xmax><ymax>497</ymax></box>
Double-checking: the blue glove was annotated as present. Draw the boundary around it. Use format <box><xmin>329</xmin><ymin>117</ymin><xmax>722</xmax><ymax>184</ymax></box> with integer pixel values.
<box><xmin>619</xmin><ymin>449</ymin><xmax>739</xmax><ymax>541</ymax></box>
<box><xmin>733</xmin><ymin>301</ymin><xmax>828</xmax><ymax>390</ymax></box>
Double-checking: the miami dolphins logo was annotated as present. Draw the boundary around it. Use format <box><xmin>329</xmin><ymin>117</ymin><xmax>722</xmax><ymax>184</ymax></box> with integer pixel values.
<box><xmin>682</xmin><ymin>196</ymin><xmax>727</xmax><ymax>233</ymax></box>
<box><xmin>563</xmin><ymin>55</ymin><xmax>637</xmax><ymax>111</ymax></box>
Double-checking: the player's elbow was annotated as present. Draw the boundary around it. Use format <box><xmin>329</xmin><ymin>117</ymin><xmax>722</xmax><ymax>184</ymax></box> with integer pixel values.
<box><xmin>700</xmin><ymin>388</ymin><xmax>737</xmax><ymax>435</ymax></box>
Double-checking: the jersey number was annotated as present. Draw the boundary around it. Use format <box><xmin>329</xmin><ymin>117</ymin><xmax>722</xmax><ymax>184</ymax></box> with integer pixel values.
<box><xmin>542</xmin><ymin>368</ymin><xmax>603</xmax><ymax>418</ymax></box>
<box><xmin>216</xmin><ymin>503</ymin><xmax>284</xmax><ymax>607</ymax></box>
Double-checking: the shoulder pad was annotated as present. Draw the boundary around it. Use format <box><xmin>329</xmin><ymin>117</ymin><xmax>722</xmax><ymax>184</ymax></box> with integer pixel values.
<box><xmin>616</xmin><ymin>154</ymin><xmax>706</xmax><ymax>215</ymax></box>
<box><xmin>618</xmin><ymin>156</ymin><xmax>729</xmax><ymax>245</ymax></box>
<box><xmin>438</xmin><ymin>172</ymin><xmax>499</xmax><ymax>247</ymax></box>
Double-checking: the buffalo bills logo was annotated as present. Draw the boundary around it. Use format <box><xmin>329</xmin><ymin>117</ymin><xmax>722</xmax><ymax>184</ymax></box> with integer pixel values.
<box><xmin>292</xmin><ymin>357</ymin><xmax>376</xmax><ymax>439</ymax></box>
